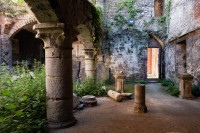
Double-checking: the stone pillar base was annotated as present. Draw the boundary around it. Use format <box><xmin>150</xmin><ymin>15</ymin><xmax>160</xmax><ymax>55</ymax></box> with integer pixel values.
<box><xmin>179</xmin><ymin>95</ymin><xmax>195</xmax><ymax>100</ymax></box>
<box><xmin>178</xmin><ymin>73</ymin><xmax>195</xmax><ymax>100</ymax></box>
<box><xmin>134</xmin><ymin>103</ymin><xmax>147</xmax><ymax>113</ymax></box>
<box><xmin>48</xmin><ymin>117</ymin><xmax>77</xmax><ymax>129</ymax></box>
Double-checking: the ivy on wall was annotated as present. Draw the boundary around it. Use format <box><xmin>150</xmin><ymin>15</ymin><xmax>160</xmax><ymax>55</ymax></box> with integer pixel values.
<box><xmin>0</xmin><ymin>0</ymin><xmax>28</xmax><ymax>17</ymax></box>
<box><xmin>113</xmin><ymin>0</ymin><xmax>141</xmax><ymax>30</ymax></box>
<box><xmin>165</xmin><ymin>0</ymin><xmax>171</xmax><ymax>33</ymax></box>
<box><xmin>91</xmin><ymin>5</ymin><xmax>102</xmax><ymax>53</ymax></box>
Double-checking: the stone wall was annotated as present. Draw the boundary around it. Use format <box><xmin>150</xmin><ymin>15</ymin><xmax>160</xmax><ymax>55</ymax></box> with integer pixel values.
<box><xmin>165</xmin><ymin>29</ymin><xmax>200</xmax><ymax>87</ymax></box>
<box><xmin>93</xmin><ymin>0</ymin><xmax>165</xmax><ymax>80</ymax></box>
<box><xmin>168</xmin><ymin>0</ymin><xmax>200</xmax><ymax>41</ymax></box>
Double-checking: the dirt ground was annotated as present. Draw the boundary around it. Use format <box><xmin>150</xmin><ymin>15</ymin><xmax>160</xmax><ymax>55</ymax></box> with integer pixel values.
<box><xmin>51</xmin><ymin>83</ymin><xmax>200</xmax><ymax>133</ymax></box>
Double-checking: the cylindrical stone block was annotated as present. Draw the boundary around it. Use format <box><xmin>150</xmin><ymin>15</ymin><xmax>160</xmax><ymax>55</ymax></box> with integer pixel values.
<box><xmin>107</xmin><ymin>90</ymin><xmax>122</xmax><ymax>102</ymax></box>
<box><xmin>134</xmin><ymin>84</ymin><xmax>147</xmax><ymax>113</ymax></box>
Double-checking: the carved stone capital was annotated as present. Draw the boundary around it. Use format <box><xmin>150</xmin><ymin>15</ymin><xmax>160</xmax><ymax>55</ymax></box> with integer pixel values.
<box><xmin>33</xmin><ymin>23</ymin><xmax>65</xmax><ymax>48</ymax></box>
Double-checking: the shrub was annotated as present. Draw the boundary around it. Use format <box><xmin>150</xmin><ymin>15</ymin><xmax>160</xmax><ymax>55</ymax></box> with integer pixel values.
<box><xmin>73</xmin><ymin>77</ymin><xmax>106</xmax><ymax>97</ymax></box>
<box><xmin>171</xmin><ymin>88</ymin><xmax>179</xmax><ymax>97</ymax></box>
<box><xmin>137</xmin><ymin>80</ymin><xmax>146</xmax><ymax>84</ymax></box>
<box><xmin>159</xmin><ymin>79</ymin><xmax>173</xmax><ymax>86</ymax></box>
<box><xmin>0</xmin><ymin>61</ymin><xmax>46</xmax><ymax>133</ymax></box>
<box><xmin>192</xmin><ymin>85</ymin><xmax>200</xmax><ymax>96</ymax></box>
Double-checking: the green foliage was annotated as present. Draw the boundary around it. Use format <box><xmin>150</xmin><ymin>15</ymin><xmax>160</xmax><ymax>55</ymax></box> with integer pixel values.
<box><xmin>158</xmin><ymin>16</ymin><xmax>166</xmax><ymax>24</ymax></box>
<box><xmin>137</xmin><ymin>80</ymin><xmax>146</xmax><ymax>84</ymax></box>
<box><xmin>159</xmin><ymin>78</ymin><xmax>179</xmax><ymax>97</ymax></box>
<box><xmin>105</xmin><ymin>84</ymin><xmax>134</xmax><ymax>93</ymax></box>
<box><xmin>164</xmin><ymin>83</ymin><xmax>179</xmax><ymax>97</ymax></box>
<box><xmin>0</xmin><ymin>61</ymin><xmax>46</xmax><ymax>133</ymax></box>
<box><xmin>1</xmin><ymin>0</ymin><xmax>26</xmax><ymax>6</ymax></box>
<box><xmin>1</xmin><ymin>0</ymin><xmax>28</xmax><ymax>17</ymax></box>
<box><xmin>143</xmin><ymin>18</ymin><xmax>154</xmax><ymax>27</ymax></box>
<box><xmin>73</xmin><ymin>77</ymin><xmax>106</xmax><ymax>97</ymax></box>
<box><xmin>114</xmin><ymin>13</ymin><xmax>127</xmax><ymax>29</ymax></box>
<box><xmin>165</xmin><ymin>0</ymin><xmax>172</xmax><ymax>32</ymax></box>
<box><xmin>158</xmin><ymin>78</ymin><xmax>173</xmax><ymax>86</ymax></box>
<box><xmin>192</xmin><ymin>85</ymin><xmax>200</xmax><ymax>96</ymax></box>
<box><xmin>91</xmin><ymin>5</ymin><xmax>102</xmax><ymax>52</ymax></box>
<box><xmin>114</xmin><ymin>0</ymin><xmax>140</xmax><ymax>29</ymax></box>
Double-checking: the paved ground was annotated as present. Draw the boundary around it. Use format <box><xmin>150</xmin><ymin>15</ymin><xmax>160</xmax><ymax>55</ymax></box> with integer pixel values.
<box><xmin>51</xmin><ymin>83</ymin><xmax>200</xmax><ymax>133</ymax></box>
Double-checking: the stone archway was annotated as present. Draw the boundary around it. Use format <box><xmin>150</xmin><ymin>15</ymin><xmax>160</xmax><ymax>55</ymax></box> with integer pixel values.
<box><xmin>147</xmin><ymin>34</ymin><xmax>164</xmax><ymax>79</ymax></box>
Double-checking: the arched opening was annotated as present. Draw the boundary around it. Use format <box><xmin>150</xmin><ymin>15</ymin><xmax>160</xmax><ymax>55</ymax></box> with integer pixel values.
<box><xmin>11</xmin><ymin>29</ymin><xmax>44</xmax><ymax>67</ymax></box>
<box><xmin>147</xmin><ymin>35</ymin><xmax>163</xmax><ymax>79</ymax></box>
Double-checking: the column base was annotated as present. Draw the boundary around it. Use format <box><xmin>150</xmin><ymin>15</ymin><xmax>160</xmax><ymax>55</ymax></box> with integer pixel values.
<box><xmin>179</xmin><ymin>95</ymin><xmax>195</xmax><ymax>100</ymax></box>
<box><xmin>134</xmin><ymin>103</ymin><xmax>147</xmax><ymax>113</ymax></box>
<box><xmin>48</xmin><ymin>117</ymin><xmax>77</xmax><ymax>129</ymax></box>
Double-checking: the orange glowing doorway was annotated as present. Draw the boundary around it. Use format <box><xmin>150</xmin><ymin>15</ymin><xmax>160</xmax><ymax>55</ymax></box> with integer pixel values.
<box><xmin>147</xmin><ymin>48</ymin><xmax>159</xmax><ymax>79</ymax></box>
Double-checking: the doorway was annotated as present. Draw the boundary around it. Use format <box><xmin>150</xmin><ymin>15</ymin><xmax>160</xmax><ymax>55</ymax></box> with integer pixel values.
<box><xmin>147</xmin><ymin>48</ymin><xmax>159</xmax><ymax>79</ymax></box>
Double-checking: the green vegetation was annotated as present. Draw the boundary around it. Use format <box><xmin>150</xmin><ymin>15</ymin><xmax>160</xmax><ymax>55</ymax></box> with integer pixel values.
<box><xmin>105</xmin><ymin>84</ymin><xmax>134</xmax><ymax>93</ymax></box>
<box><xmin>0</xmin><ymin>61</ymin><xmax>46</xmax><ymax>133</ymax></box>
<box><xmin>192</xmin><ymin>85</ymin><xmax>200</xmax><ymax>97</ymax></box>
<box><xmin>1</xmin><ymin>0</ymin><xmax>26</xmax><ymax>6</ymax></box>
<box><xmin>73</xmin><ymin>77</ymin><xmax>106</xmax><ymax>97</ymax></box>
<box><xmin>0</xmin><ymin>0</ymin><xmax>28</xmax><ymax>17</ymax></box>
<box><xmin>91</xmin><ymin>5</ymin><xmax>102</xmax><ymax>53</ymax></box>
<box><xmin>158</xmin><ymin>78</ymin><xmax>179</xmax><ymax>97</ymax></box>
<box><xmin>114</xmin><ymin>0</ymin><xmax>141</xmax><ymax>29</ymax></box>
<box><xmin>165</xmin><ymin>0</ymin><xmax>172</xmax><ymax>33</ymax></box>
<box><xmin>143</xmin><ymin>18</ymin><xmax>154</xmax><ymax>27</ymax></box>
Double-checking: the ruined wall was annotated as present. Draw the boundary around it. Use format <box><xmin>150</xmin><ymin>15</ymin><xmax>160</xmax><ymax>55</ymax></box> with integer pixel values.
<box><xmin>165</xmin><ymin>0</ymin><xmax>200</xmax><ymax>88</ymax></box>
<box><xmin>168</xmin><ymin>0</ymin><xmax>200</xmax><ymax>41</ymax></box>
<box><xmin>72</xmin><ymin>35</ymin><xmax>86</xmax><ymax>80</ymax></box>
<box><xmin>165</xmin><ymin>29</ymin><xmax>200</xmax><ymax>87</ymax></box>
<box><xmin>93</xmin><ymin>0</ymin><xmax>166</xmax><ymax>80</ymax></box>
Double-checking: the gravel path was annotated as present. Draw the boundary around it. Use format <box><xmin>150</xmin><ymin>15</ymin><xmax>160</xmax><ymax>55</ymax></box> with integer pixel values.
<box><xmin>51</xmin><ymin>83</ymin><xmax>200</xmax><ymax>133</ymax></box>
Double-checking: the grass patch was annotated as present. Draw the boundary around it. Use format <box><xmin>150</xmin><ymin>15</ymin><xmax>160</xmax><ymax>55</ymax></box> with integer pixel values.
<box><xmin>105</xmin><ymin>84</ymin><xmax>134</xmax><ymax>93</ymax></box>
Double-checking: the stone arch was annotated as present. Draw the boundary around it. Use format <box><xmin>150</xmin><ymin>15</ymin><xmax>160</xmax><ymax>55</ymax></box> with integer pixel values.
<box><xmin>8</xmin><ymin>14</ymin><xmax>37</xmax><ymax>39</ymax></box>
<box><xmin>76</xmin><ymin>24</ymin><xmax>94</xmax><ymax>49</ymax></box>
<box><xmin>147</xmin><ymin>34</ymin><xmax>164</xmax><ymax>79</ymax></box>
<box><xmin>149</xmin><ymin>34</ymin><xmax>164</xmax><ymax>48</ymax></box>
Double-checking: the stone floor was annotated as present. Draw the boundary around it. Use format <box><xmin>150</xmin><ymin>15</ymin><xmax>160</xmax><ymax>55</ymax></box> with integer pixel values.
<box><xmin>51</xmin><ymin>83</ymin><xmax>200</xmax><ymax>133</ymax></box>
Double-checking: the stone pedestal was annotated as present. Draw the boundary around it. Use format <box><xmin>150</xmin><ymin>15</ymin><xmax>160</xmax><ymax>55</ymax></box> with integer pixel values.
<box><xmin>114</xmin><ymin>73</ymin><xmax>125</xmax><ymax>93</ymax></box>
<box><xmin>83</xmin><ymin>49</ymin><xmax>95</xmax><ymax>78</ymax></box>
<box><xmin>82</xmin><ymin>95</ymin><xmax>97</xmax><ymax>107</ymax></box>
<box><xmin>134</xmin><ymin>84</ymin><xmax>147</xmax><ymax>113</ymax></box>
<box><xmin>178</xmin><ymin>73</ymin><xmax>195</xmax><ymax>99</ymax></box>
<box><xmin>33</xmin><ymin>23</ymin><xmax>76</xmax><ymax>129</ymax></box>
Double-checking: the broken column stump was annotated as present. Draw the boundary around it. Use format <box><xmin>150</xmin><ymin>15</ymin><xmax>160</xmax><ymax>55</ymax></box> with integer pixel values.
<box><xmin>82</xmin><ymin>95</ymin><xmax>97</xmax><ymax>107</ymax></box>
<box><xmin>107</xmin><ymin>90</ymin><xmax>122</xmax><ymax>102</ymax></box>
<box><xmin>134</xmin><ymin>84</ymin><xmax>147</xmax><ymax>113</ymax></box>
<box><xmin>114</xmin><ymin>72</ymin><xmax>125</xmax><ymax>93</ymax></box>
<box><xmin>178</xmin><ymin>73</ymin><xmax>195</xmax><ymax>99</ymax></box>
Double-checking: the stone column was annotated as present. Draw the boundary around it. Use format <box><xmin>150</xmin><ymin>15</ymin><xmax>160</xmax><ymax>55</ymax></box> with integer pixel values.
<box><xmin>134</xmin><ymin>84</ymin><xmax>147</xmax><ymax>113</ymax></box>
<box><xmin>33</xmin><ymin>23</ymin><xmax>76</xmax><ymax>129</ymax></box>
<box><xmin>83</xmin><ymin>48</ymin><xmax>95</xmax><ymax>78</ymax></box>
<box><xmin>114</xmin><ymin>73</ymin><xmax>125</xmax><ymax>93</ymax></box>
<box><xmin>178</xmin><ymin>73</ymin><xmax>195</xmax><ymax>99</ymax></box>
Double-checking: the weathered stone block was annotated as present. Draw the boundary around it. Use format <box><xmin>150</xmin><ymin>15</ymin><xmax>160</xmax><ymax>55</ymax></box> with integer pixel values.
<box><xmin>114</xmin><ymin>73</ymin><xmax>125</xmax><ymax>93</ymax></box>
<box><xmin>178</xmin><ymin>73</ymin><xmax>195</xmax><ymax>100</ymax></box>
<box><xmin>46</xmin><ymin>58</ymin><xmax>72</xmax><ymax>77</ymax></box>
<box><xmin>46</xmin><ymin>76</ymin><xmax>72</xmax><ymax>99</ymax></box>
